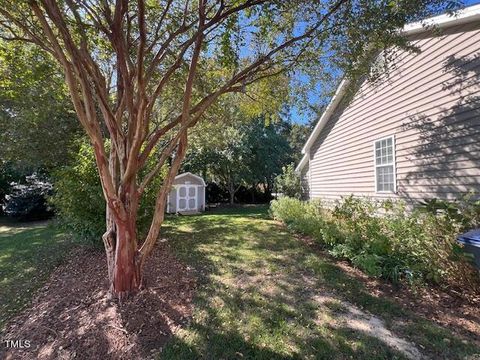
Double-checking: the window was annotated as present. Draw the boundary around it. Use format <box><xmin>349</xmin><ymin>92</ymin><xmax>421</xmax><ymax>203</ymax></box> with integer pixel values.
<box><xmin>374</xmin><ymin>136</ymin><xmax>396</xmax><ymax>193</ymax></box>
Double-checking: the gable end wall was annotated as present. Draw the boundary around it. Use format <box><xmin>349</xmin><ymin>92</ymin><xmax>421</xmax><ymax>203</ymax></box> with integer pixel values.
<box><xmin>308</xmin><ymin>22</ymin><xmax>480</xmax><ymax>204</ymax></box>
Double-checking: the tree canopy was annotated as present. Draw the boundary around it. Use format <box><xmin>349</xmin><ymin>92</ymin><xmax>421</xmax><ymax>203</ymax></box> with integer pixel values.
<box><xmin>0</xmin><ymin>40</ymin><xmax>80</xmax><ymax>171</ymax></box>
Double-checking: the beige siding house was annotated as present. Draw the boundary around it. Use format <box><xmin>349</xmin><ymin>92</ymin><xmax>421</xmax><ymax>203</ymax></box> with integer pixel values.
<box><xmin>296</xmin><ymin>5</ymin><xmax>480</xmax><ymax>204</ymax></box>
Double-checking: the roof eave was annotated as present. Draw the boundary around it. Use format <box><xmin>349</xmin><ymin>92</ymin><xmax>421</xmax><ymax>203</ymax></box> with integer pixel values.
<box><xmin>403</xmin><ymin>4</ymin><xmax>480</xmax><ymax>35</ymax></box>
<box><xmin>295</xmin><ymin>153</ymin><xmax>309</xmax><ymax>173</ymax></box>
<box><xmin>300</xmin><ymin>78</ymin><xmax>351</xmax><ymax>155</ymax></box>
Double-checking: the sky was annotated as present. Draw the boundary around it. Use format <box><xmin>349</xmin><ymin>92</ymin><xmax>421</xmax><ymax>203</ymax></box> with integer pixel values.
<box><xmin>288</xmin><ymin>0</ymin><xmax>480</xmax><ymax>126</ymax></box>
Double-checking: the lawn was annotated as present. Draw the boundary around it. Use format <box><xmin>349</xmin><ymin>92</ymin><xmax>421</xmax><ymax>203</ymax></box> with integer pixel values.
<box><xmin>1</xmin><ymin>207</ymin><xmax>479</xmax><ymax>359</ymax></box>
<box><xmin>161</xmin><ymin>206</ymin><xmax>480</xmax><ymax>360</ymax></box>
<box><xmin>0</xmin><ymin>218</ymin><xmax>74</xmax><ymax>330</ymax></box>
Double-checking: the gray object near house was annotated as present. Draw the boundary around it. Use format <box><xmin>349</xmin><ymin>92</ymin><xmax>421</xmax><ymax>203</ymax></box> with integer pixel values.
<box><xmin>457</xmin><ymin>229</ymin><xmax>480</xmax><ymax>269</ymax></box>
<box><xmin>167</xmin><ymin>172</ymin><xmax>206</xmax><ymax>214</ymax></box>
<box><xmin>296</xmin><ymin>5</ymin><xmax>480</xmax><ymax>204</ymax></box>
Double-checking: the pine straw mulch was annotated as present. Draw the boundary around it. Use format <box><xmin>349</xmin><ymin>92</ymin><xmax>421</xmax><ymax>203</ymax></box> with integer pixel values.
<box><xmin>295</xmin><ymin>232</ymin><xmax>480</xmax><ymax>346</ymax></box>
<box><xmin>0</xmin><ymin>241</ymin><xmax>196</xmax><ymax>360</ymax></box>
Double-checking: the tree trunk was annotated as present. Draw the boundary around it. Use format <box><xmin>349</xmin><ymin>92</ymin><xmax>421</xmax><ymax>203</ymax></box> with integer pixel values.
<box><xmin>104</xmin><ymin>215</ymin><xmax>141</xmax><ymax>299</ymax></box>
<box><xmin>103</xmin><ymin>172</ymin><xmax>142</xmax><ymax>299</ymax></box>
<box><xmin>102</xmin><ymin>227</ymin><xmax>115</xmax><ymax>291</ymax></box>
<box><xmin>229</xmin><ymin>181</ymin><xmax>235</xmax><ymax>205</ymax></box>
<box><xmin>112</xmin><ymin>219</ymin><xmax>141</xmax><ymax>298</ymax></box>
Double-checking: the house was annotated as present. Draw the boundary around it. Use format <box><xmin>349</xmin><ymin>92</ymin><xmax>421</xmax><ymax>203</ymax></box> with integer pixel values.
<box><xmin>167</xmin><ymin>172</ymin><xmax>206</xmax><ymax>214</ymax></box>
<box><xmin>296</xmin><ymin>5</ymin><xmax>480</xmax><ymax>205</ymax></box>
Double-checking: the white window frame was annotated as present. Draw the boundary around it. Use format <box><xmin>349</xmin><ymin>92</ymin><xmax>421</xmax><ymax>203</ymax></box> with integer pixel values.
<box><xmin>373</xmin><ymin>135</ymin><xmax>397</xmax><ymax>193</ymax></box>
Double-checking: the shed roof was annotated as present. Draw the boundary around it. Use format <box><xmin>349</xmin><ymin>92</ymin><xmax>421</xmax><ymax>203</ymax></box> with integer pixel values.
<box><xmin>173</xmin><ymin>172</ymin><xmax>206</xmax><ymax>186</ymax></box>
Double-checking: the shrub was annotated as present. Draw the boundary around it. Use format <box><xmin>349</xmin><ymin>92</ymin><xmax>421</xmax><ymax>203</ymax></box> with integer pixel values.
<box><xmin>205</xmin><ymin>182</ymin><xmax>229</xmax><ymax>203</ymax></box>
<box><xmin>274</xmin><ymin>163</ymin><xmax>302</xmax><ymax>199</ymax></box>
<box><xmin>49</xmin><ymin>142</ymin><xmax>106</xmax><ymax>245</ymax></box>
<box><xmin>270</xmin><ymin>195</ymin><xmax>480</xmax><ymax>290</ymax></box>
<box><xmin>50</xmin><ymin>140</ymin><xmax>165</xmax><ymax>246</ymax></box>
<box><xmin>3</xmin><ymin>173</ymin><xmax>53</xmax><ymax>220</ymax></box>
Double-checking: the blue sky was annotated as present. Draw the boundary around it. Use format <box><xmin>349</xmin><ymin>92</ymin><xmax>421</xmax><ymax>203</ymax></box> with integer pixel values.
<box><xmin>289</xmin><ymin>0</ymin><xmax>480</xmax><ymax>125</ymax></box>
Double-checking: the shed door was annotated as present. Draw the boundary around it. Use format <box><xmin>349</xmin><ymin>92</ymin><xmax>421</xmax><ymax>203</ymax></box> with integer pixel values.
<box><xmin>177</xmin><ymin>185</ymin><xmax>197</xmax><ymax>211</ymax></box>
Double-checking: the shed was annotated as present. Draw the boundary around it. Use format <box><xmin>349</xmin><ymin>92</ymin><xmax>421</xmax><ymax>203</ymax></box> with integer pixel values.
<box><xmin>167</xmin><ymin>172</ymin><xmax>206</xmax><ymax>214</ymax></box>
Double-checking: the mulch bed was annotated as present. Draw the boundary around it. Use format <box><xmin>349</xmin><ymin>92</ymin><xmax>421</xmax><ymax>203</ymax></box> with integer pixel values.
<box><xmin>295</xmin><ymin>231</ymin><xmax>480</xmax><ymax>345</ymax></box>
<box><xmin>0</xmin><ymin>241</ymin><xmax>196</xmax><ymax>360</ymax></box>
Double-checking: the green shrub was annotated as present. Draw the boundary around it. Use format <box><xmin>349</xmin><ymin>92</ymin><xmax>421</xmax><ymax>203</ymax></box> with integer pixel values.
<box><xmin>274</xmin><ymin>163</ymin><xmax>302</xmax><ymax>199</ymax></box>
<box><xmin>270</xmin><ymin>195</ymin><xmax>480</xmax><ymax>290</ymax></box>
<box><xmin>270</xmin><ymin>197</ymin><xmax>325</xmax><ymax>239</ymax></box>
<box><xmin>50</xmin><ymin>140</ymin><xmax>166</xmax><ymax>246</ymax></box>
<box><xmin>49</xmin><ymin>141</ymin><xmax>105</xmax><ymax>245</ymax></box>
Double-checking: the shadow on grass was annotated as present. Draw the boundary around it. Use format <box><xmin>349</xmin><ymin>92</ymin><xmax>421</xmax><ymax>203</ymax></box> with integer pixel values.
<box><xmin>161</xmin><ymin>206</ymin><xmax>479</xmax><ymax>359</ymax></box>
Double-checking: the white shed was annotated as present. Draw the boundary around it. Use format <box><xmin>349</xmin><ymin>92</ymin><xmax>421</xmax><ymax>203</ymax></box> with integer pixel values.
<box><xmin>167</xmin><ymin>172</ymin><xmax>206</xmax><ymax>214</ymax></box>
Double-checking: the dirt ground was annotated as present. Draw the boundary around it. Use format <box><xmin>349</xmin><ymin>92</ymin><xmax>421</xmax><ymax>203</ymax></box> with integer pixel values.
<box><xmin>0</xmin><ymin>241</ymin><xmax>195</xmax><ymax>360</ymax></box>
<box><xmin>335</xmin><ymin>260</ymin><xmax>480</xmax><ymax>341</ymax></box>
<box><xmin>298</xmin><ymin>233</ymin><xmax>480</xmax><ymax>344</ymax></box>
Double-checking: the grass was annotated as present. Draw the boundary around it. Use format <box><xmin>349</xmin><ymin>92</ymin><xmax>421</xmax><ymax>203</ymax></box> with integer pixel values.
<box><xmin>1</xmin><ymin>207</ymin><xmax>478</xmax><ymax>358</ymax></box>
<box><xmin>0</xmin><ymin>217</ymin><xmax>74</xmax><ymax>330</ymax></box>
<box><xmin>161</xmin><ymin>205</ymin><xmax>480</xmax><ymax>360</ymax></box>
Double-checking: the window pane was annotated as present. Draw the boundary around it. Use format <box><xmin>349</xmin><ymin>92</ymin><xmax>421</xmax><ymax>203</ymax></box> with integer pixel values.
<box><xmin>385</xmin><ymin>139</ymin><xmax>393</xmax><ymax>162</ymax></box>
<box><xmin>375</xmin><ymin>137</ymin><xmax>394</xmax><ymax>166</ymax></box>
<box><xmin>376</xmin><ymin>170</ymin><xmax>383</xmax><ymax>191</ymax></box>
<box><xmin>376</xmin><ymin>165</ymin><xmax>394</xmax><ymax>192</ymax></box>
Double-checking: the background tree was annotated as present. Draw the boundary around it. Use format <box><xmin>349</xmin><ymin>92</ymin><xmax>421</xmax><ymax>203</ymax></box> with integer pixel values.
<box><xmin>208</xmin><ymin>126</ymin><xmax>250</xmax><ymax>205</ymax></box>
<box><xmin>282</xmin><ymin>122</ymin><xmax>312</xmax><ymax>164</ymax></box>
<box><xmin>183</xmin><ymin>75</ymin><xmax>291</xmax><ymax>204</ymax></box>
<box><xmin>243</xmin><ymin>117</ymin><xmax>291</xmax><ymax>198</ymax></box>
<box><xmin>0</xmin><ymin>40</ymin><xmax>81</xmax><ymax>218</ymax></box>
<box><xmin>0</xmin><ymin>40</ymin><xmax>80</xmax><ymax>172</ymax></box>
<box><xmin>0</xmin><ymin>0</ymin><xmax>457</xmax><ymax>298</ymax></box>
<box><xmin>184</xmin><ymin>114</ymin><xmax>293</xmax><ymax>204</ymax></box>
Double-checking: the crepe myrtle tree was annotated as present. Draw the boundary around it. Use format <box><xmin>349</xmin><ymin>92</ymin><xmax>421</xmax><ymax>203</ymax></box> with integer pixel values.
<box><xmin>0</xmin><ymin>0</ymin><xmax>457</xmax><ymax>298</ymax></box>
